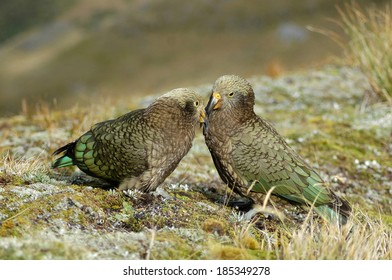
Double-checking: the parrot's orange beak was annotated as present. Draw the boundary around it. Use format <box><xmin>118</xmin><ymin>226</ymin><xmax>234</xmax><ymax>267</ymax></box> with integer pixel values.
<box><xmin>205</xmin><ymin>92</ymin><xmax>222</xmax><ymax>116</ymax></box>
<box><xmin>199</xmin><ymin>108</ymin><xmax>206</xmax><ymax>124</ymax></box>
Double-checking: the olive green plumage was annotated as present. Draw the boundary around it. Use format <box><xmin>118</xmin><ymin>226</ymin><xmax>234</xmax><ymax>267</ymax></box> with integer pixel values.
<box><xmin>203</xmin><ymin>75</ymin><xmax>351</xmax><ymax>225</ymax></box>
<box><xmin>53</xmin><ymin>88</ymin><xmax>204</xmax><ymax>191</ymax></box>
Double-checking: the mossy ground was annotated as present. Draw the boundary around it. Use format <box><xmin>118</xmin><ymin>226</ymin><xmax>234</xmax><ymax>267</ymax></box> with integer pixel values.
<box><xmin>0</xmin><ymin>66</ymin><xmax>391</xmax><ymax>259</ymax></box>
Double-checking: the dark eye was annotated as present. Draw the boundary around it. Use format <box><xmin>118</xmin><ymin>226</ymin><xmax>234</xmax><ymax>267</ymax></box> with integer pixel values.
<box><xmin>194</xmin><ymin>100</ymin><xmax>200</xmax><ymax>106</ymax></box>
<box><xmin>228</xmin><ymin>92</ymin><xmax>235</xmax><ymax>97</ymax></box>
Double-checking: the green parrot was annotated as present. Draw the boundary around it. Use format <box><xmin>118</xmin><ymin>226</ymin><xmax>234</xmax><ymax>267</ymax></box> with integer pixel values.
<box><xmin>53</xmin><ymin>88</ymin><xmax>205</xmax><ymax>191</ymax></box>
<box><xmin>203</xmin><ymin>75</ymin><xmax>351</xmax><ymax>225</ymax></box>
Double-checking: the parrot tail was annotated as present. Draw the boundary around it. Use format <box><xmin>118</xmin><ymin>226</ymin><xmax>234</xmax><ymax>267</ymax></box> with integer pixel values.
<box><xmin>315</xmin><ymin>195</ymin><xmax>351</xmax><ymax>225</ymax></box>
<box><xmin>52</xmin><ymin>142</ymin><xmax>76</xmax><ymax>168</ymax></box>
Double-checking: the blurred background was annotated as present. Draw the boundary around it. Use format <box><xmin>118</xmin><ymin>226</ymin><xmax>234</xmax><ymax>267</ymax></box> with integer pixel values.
<box><xmin>0</xmin><ymin>0</ymin><xmax>389</xmax><ymax>117</ymax></box>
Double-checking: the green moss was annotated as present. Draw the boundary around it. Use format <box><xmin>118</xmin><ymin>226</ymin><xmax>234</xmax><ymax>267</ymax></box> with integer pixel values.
<box><xmin>172</xmin><ymin>191</ymin><xmax>192</xmax><ymax>201</ymax></box>
<box><xmin>152</xmin><ymin>232</ymin><xmax>203</xmax><ymax>260</ymax></box>
<box><xmin>247</xmin><ymin>249</ymin><xmax>276</xmax><ymax>260</ymax></box>
<box><xmin>241</xmin><ymin>234</ymin><xmax>260</xmax><ymax>249</ymax></box>
<box><xmin>0</xmin><ymin>240</ymin><xmax>84</xmax><ymax>260</ymax></box>
<box><xmin>0</xmin><ymin>220</ymin><xmax>17</xmax><ymax>237</ymax></box>
<box><xmin>380</xmin><ymin>215</ymin><xmax>392</xmax><ymax>227</ymax></box>
<box><xmin>202</xmin><ymin>218</ymin><xmax>227</xmax><ymax>235</ymax></box>
<box><xmin>209</xmin><ymin>244</ymin><xmax>252</xmax><ymax>260</ymax></box>
<box><xmin>114</xmin><ymin>201</ymin><xmax>143</xmax><ymax>232</ymax></box>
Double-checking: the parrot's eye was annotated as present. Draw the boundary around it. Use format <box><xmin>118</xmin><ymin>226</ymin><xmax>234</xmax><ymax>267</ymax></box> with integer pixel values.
<box><xmin>194</xmin><ymin>100</ymin><xmax>200</xmax><ymax>107</ymax></box>
<box><xmin>228</xmin><ymin>92</ymin><xmax>235</xmax><ymax>97</ymax></box>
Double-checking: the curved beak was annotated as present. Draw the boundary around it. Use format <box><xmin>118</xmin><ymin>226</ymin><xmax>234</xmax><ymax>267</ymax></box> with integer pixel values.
<box><xmin>205</xmin><ymin>92</ymin><xmax>222</xmax><ymax>116</ymax></box>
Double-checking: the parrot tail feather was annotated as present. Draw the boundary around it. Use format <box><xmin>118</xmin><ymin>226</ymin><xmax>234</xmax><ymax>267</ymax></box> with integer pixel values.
<box><xmin>315</xmin><ymin>196</ymin><xmax>351</xmax><ymax>225</ymax></box>
<box><xmin>52</xmin><ymin>142</ymin><xmax>76</xmax><ymax>168</ymax></box>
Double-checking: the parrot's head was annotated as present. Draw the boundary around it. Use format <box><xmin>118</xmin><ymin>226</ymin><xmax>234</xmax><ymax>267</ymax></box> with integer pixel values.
<box><xmin>205</xmin><ymin>75</ymin><xmax>255</xmax><ymax>117</ymax></box>
<box><xmin>156</xmin><ymin>88</ymin><xmax>206</xmax><ymax>128</ymax></box>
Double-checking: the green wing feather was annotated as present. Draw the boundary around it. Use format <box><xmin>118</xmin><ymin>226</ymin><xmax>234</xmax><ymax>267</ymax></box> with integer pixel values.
<box><xmin>230</xmin><ymin>117</ymin><xmax>350</xmax><ymax>223</ymax></box>
<box><xmin>52</xmin><ymin>109</ymin><xmax>149</xmax><ymax>183</ymax></box>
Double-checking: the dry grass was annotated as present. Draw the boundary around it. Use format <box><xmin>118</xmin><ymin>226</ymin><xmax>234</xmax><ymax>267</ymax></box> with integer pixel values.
<box><xmin>223</xmin><ymin>187</ymin><xmax>391</xmax><ymax>260</ymax></box>
<box><xmin>314</xmin><ymin>2</ymin><xmax>392</xmax><ymax>103</ymax></box>
<box><xmin>279</xmin><ymin>208</ymin><xmax>391</xmax><ymax>259</ymax></box>
<box><xmin>339</xmin><ymin>2</ymin><xmax>392</xmax><ymax>103</ymax></box>
<box><xmin>209</xmin><ymin>188</ymin><xmax>391</xmax><ymax>260</ymax></box>
<box><xmin>1</xmin><ymin>151</ymin><xmax>48</xmax><ymax>179</ymax></box>
<box><xmin>230</xmin><ymin>206</ymin><xmax>391</xmax><ymax>260</ymax></box>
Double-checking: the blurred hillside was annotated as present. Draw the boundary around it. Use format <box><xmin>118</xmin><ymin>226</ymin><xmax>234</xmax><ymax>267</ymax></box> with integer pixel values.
<box><xmin>0</xmin><ymin>0</ymin><xmax>388</xmax><ymax>116</ymax></box>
